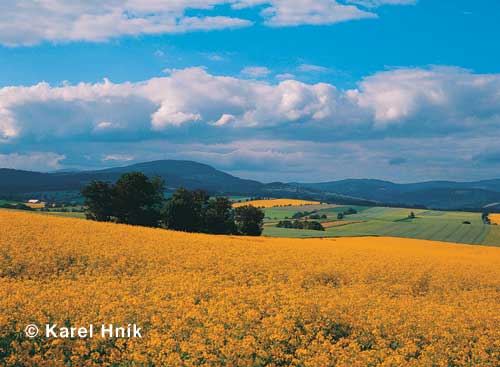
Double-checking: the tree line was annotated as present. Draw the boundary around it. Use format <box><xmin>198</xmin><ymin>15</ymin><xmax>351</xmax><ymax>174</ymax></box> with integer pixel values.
<box><xmin>81</xmin><ymin>172</ymin><xmax>265</xmax><ymax>236</ymax></box>
<box><xmin>276</xmin><ymin>220</ymin><xmax>325</xmax><ymax>231</ymax></box>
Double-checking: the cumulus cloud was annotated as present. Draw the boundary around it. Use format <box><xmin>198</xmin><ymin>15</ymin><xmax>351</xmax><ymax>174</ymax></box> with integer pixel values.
<box><xmin>297</xmin><ymin>64</ymin><xmax>331</xmax><ymax>73</ymax></box>
<box><xmin>0</xmin><ymin>68</ymin><xmax>344</xmax><ymax>140</ymax></box>
<box><xmin>347</xmin><ymin>0</ymin><xmax>417</xmax><ymax>7</ymax></box>
<box><xmin>257</xmin><ymin>0</ymin><xmax>376</xmax><ymax>26</ymax></box>
<box><xmin>1</xmin><ymin>66</ymin><xmax>500</xmax><ymax>147</ymax></box>
<box><xmin>0</xmin><ymin>152</ymin><xmax>66</xmax><ymax>171</ymax></box>
<box><xmin>0</xmin><ymin>1</ymin><xmax>251</xmax><ymax>46</ymax></box>
<box><xmin>241</xmin><ymin>66</ymin><xmax>272</xmax><ymax>78</ymax></box>
<box><xmin>0</xmin><ymin>0</ymin><xmax>415</xmax><ymax>46</ymax></box>
<box><xmin>276</xmin><ymin>73</ymin><xmax>296</xmax><ymax>80</ymax></box>
<box><xmin>352</xmin><ymin>66</ymin><xmax>500</xmax><ymax>129</ymax></box>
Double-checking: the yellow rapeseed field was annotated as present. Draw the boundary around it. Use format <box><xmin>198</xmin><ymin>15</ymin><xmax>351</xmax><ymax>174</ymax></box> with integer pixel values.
<box><xmin>233</xmin><ymin>199</ymin><xmax>321</xmax><ymax>208</ymax></box>
<box><xmin>1</xmin><ymin>210</ymin><xmax>500</xmax><ymax>366</ymax></box>
<box><xmin>489</xmin><ymin>213</ymin><xmax>500</xmax><ymax>225</ymax></box>
<box><xmin>24</xmin><ymin>202</ymin><xmax>46</xmax><ymax>209</ymax></box>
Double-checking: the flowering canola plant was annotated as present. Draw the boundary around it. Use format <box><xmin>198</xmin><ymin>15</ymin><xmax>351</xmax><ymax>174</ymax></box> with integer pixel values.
<box><xmin>489</xmin><ymin>213</ymin><xmax>500</xmax><ymax>225</ymax></box>
<box><xmin>24</xmin><ymin>202</ymin><xmax>46</xmax><ymax>209</ymax></box>
<box><xmin>232</xmin><ymin>199</ymin><xmax>321</xmax><ymax>208</ymax></box>
<box><xmin>1</xmin><ymin>210</ymin><xmax>500</xmax><ymax>366</ymax></box>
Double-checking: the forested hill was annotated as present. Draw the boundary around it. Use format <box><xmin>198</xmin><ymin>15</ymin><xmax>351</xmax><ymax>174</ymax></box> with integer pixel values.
<box><xmin>2</xmin><ymin>160</ymin><xmax>500</xmax><ymax>210</ymax></box>
<box><xmin>0</xmin><ymin>160</ymin><xmax>263</xmax><ymax>195</ymax></box>
<box><xmin>296</xmin><ymin>179</ymin><xmax>500</xmax><ymax>211</ymax></box>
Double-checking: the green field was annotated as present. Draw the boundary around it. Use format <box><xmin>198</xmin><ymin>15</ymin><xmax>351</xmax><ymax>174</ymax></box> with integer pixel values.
<box><xmin>2</xmin><ymin>199</ymin><xmax>498</xmax><ymax>246</ymax></box>
<box><xmin>42</xmin><ymin>211</ymin><xmax>86</xmax><ymax>219</ymax></box>
<box><xmin>263</xmin><ymin>205</ymin><xmax>497</xmax><ymax>246</ymax></box>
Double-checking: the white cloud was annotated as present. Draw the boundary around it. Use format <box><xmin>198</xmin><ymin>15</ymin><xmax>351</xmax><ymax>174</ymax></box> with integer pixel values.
<box><xmin>0</xmin><ymin>0</ymin><xmax>415</xmax><ymax>46</ymax></box>
<box><xmin>0</xmin><ymin>152</ymin><xmax>66</xmax><ymax>171</ymax></box>
<box><xmin>0</xmin><ymin>1</ymin><xmax>252</xmax><ymax>46</ymax></box>
<box><xmin>258</xmin><ymin>0</ymin><xmax>377</xmax><ymax>26</ymax></box>
<box><xmin>352</xmin><ymin>66</ymin><xmax>500</xmax><ymax>128</ymax></box>
<box><xmin>297</xmin><ymin>64</ymin><xmax>330</xmax><ymax>73</ymax></box>
<box><xmin>0</xmin><ymin>67</ymin><xmax>345</xmax><ymax>140</ymax></box>
<box><xmin>212</xmin><ymin>114</ymin><xmax>236</xmax><ymax>126</ymax></box>
<box><xmin>102</xmin><ymin>154</ymin><xmax>135</xmax><ymax>162</ymax></box>
<box><xmin>202</xmin><ymin>53</ymin><xmax>226</xmax><ymax>62</ymax></box>
<box><xmin>347</xmin><ymin>0</ymin><xmax>417</xmax><ymax>8</ymax></box>
<box><xmin>241</xmin><ymin>66</ymin><xmax>272</xmax><ymax>78</ymax></box>
<box><xmin>95</xmin><ymin>121</ymin><xmax>119</xmax><ymax>130</ymax></box>
<box><xmin>276</xmin><ymin>73</ymin><xmax>296</xmax><ymax>80</ymax></box>
<box><xmin>1</xmin><ymin>66</ymin><xmax>500</xmax><ymax>145</ymax></box>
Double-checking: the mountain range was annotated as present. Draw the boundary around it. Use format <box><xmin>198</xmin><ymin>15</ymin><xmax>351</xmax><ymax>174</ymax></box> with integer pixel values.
<box><xmin>295</xmin><ymin>179</ymin><xmax>500</xmax><ymax>211</ymax></box>
<box><xmin>1</xmin><ymin>160</ymin><xmax>500</xmax><ymax>211</ymax></box>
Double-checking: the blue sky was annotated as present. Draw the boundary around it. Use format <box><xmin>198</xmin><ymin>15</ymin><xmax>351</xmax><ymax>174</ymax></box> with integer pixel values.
<box><xmin>1</xmin><ymin>0</ymin><xmax>500</xmax><ymax>182</ymax></box>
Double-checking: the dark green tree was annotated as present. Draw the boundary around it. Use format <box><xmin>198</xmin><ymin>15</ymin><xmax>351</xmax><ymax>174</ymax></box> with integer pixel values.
<box><xmin>234</xmin><ymin>205</ymin><xmax>265</xmax><ymax>236</ymax></box>
<box><xmin>112</xmin><ymin>172</ymin><xmax>164</xmax><ymax>226</ymax></box>
<box><xmin>81</xmin><ymin>181</ymin><xmax>114</xmax><ymax>222</ymax></box>
<box><xmin>305</xmin><ymin>221</ymin><xmax>325</xmax><ymax>231</ymax></box>
<box><xmin>203</xmin><ymin>197</ymin><xmax>237</xmax><ymax>235</ymax></box>
<box><xmin>161</xmin><ymin>188</ymin><xmax>207</xmax><ymax>232</ymax></box>
<box><xmin>344</xmin><ymin>208</ymin><xmax>358</xmax><ymax>215</ymax></box>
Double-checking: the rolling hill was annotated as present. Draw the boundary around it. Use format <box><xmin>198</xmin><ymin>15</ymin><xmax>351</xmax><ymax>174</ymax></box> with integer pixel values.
<box><xmin>0</xmin><ymin>160</ymin><xmax>375</xmax><ymax>206</ymax></box>
<box><xmin>297</xmin><ymin>179</ymin><xmax>500</xmax><ymax>210</ymax></box>
<box><xmin>0</xmin><ymin>160</ymin><xmax>263</xmax><ymax>197</ymax></box>
<box><xmin>2</xmin><ymin>210</ymin><xmax>500</xmax><ymax>365</ymax></box>
<box><xmin>1</xmin><ymin>160</ymin><xmax>500</xmax><ymax>210</ymax></box>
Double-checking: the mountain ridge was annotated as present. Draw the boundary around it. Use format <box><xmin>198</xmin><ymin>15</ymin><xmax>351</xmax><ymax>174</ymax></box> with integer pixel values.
<box><xmin>1</xmin><ymin>160</ymin><xmax>500</xmax><ymax>210</ymax></box>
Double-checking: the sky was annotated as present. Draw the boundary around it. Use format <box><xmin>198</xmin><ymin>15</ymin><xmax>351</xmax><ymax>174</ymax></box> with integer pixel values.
<box><xmin>1</xmin><ymin>0</ymin><xmax>500</xmax><ymax>183</ymax></box>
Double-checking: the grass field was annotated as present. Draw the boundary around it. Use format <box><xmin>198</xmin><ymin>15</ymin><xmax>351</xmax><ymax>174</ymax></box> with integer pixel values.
<box><xmin>1</xmin><ymin>210</ymin><xmax>500</xmax><ymax>366</ymax></box>
<box><xmin>42</xmin><ymin>211</ymin><xmax>86</xmax><ymax>219</ymax></box>
<box><xmin>263</xmin><ymin>205</ymin><xmax>498</xmax><ymax>246</ymax></box>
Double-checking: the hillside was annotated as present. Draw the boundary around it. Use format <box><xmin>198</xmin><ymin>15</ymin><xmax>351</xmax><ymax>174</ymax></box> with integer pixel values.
<box><xmin>0</xmin><ymin>160</ymin><xmax>264</xmax><ymax>197</ymax></box>
<box><xmin>1</xmin><ymin>210</ymin><xmax>500</xmax><ymax>365</ymax></box>
<box><xmin>2</xmin><ymin>160</ymin><xmax>500</xmax><ymax>210</ymax></box>
<box><xmin>298</xmin><ymin>179</ymin><xmax>500</xmax><ymax>210</ymax></box>
<box><xmin>0</xmin><ymin>161</ymin><xmax>373</xmax><ymax>206</ymax></box>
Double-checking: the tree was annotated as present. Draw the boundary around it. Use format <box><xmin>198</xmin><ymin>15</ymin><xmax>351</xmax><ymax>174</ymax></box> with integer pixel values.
<box><xmin>203</xmin><ymin>197</ymin><xmax>237</xmax><ymax>235</ymax></box>
<box><xmin>81</xmin><ymin>181</ymin><xmax>114</xmax><ymax>222</ymax></box>
<box><xmin>344</xmin><ymin>208</ymin><xmax>358</xmax><ymax>215</ymax></box>
<box><xmin>409</xmin><ymin>212</ymin><xmax>416</xmax><ymax>219</ymax></box>
<box><xmin>81</xmin><ymin>173</ymin><xmax>164</xmax><ymax>226</ymax></box>
<box><xmin>277</xmin><ymin>220</ymin><xmax>293</xmax><ymax>229</ymax></box>
<box><xmin>276</xmin><ymin>219</ymin><xmax>324</xmax><ymax>231</ymax></box>
<box><xmin>304</xmin><ymin>221</ymin><xmax>325</xmax><ymax>231</ymax></box>
<box><xmin>337</xmin><ymin>212</ymin><xmax>344</xmax><ymax>220</ymax></box>
<box><xmin>161</xmin><ymin>187</ymin><xmax>205</xmax><ymax>232</ymax></box>
<box><xmin>111</xmin><ymin>172</ymin><xmax>164</xmax><ymax>226</ymax></box>
<box><xmin>234</xmin><ymin>205</ymin><xmax>265</xmax><ymax>236</ymax></box>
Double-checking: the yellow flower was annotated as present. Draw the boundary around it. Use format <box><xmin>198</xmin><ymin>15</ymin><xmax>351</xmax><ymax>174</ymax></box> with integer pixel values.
<box><xmin>1</xmin><ymin>209</ymin><xmax>500</xmax><ymax>366</ymax></box>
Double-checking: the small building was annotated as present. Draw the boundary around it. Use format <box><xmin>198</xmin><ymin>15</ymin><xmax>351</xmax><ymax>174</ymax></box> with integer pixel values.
<box><xmin>27</xmin><ymin>199</ymin><xmax>41</xmax><ymax>204</ymax></box>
